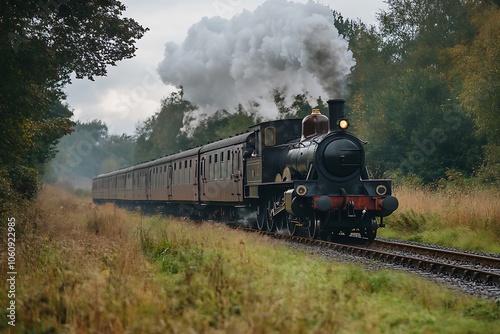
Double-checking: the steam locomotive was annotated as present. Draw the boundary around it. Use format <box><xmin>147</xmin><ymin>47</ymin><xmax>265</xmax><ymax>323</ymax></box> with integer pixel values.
<box><xmin>92</xmin><ymin>99</ymin><xmax>398</xmax><ymax>240</ymax></box>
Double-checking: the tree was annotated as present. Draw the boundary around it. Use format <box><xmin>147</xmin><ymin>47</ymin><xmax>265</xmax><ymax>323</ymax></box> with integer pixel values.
<box><xmin>272</xmin><ymin>88</ymin><xmax>319</xmax><ymax>119</ymax></box>
<box><xmin>27</xmin><ymin>101</ymin><xmax>75</xmax><ymax>171</ymax></box>
<box><xmin>135</xmin><ymin>89</ymin><xmax>197</xmax><ymax>162</ymax></box>
<box><xmin>448</xmin><ymin>3</ymin><xmax>500</xmax><ymax>182</ymax></box>
<box><xmin>187</xmin><ymin>105</ymin><xmax>261</xmax><ymax>148</ymax></box>
<box><xmin>0</xmin><ymin>0</ymin><xmax>148</xmax><ymax>201</ymax></box>
<box><xmin>44</xmin><ymin>121</ymin><xmax>137</xmax><ymax>187</ymax></box>
<box><xmin>336</xmin><ymin>0</ymin><xmax>487</xmax><ymax>182</ymax></box>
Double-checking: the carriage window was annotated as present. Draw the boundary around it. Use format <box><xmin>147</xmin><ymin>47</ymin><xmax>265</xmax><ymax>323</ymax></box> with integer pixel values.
<box><xmin>214</xmin><ymin>154</ymin><xmax>218</xmax><ymax>179</ymax></box>
<box><xmin>227</xmin><ymin>150</ymin><xmax>231</xmax><ymax>179</ymax></box>
<box><xmin>207</xmin><ymin>155</ymin><xmax>211</xmax><ymax>180</ymax></box>
<box><xmin>178</xmin><ymin>162</ymin><xmax>182</xmax><ymax>184</ymax></box>
<box><xmin>214</xmin><ymin>160</ymin><xmax>219</xmax><ymax>180</ymax></box>
<box><xmin>201</xmin><ymin>158</ymin><xmax>205</xmax><ymax>181</ymax></box>
<box><xmin>219</xmin><ymin>153</ymin><xmax>224</xmax><ymax>179</ymax></box>
<box><xmin>264</xmin><ymin>126</ymin><xmax>276</xmax><ymax>146</ymax></box>
<box><xmin>237</xmin><ymin>150</ymin><xmax>241</xmax><ymax>173</ymax></box>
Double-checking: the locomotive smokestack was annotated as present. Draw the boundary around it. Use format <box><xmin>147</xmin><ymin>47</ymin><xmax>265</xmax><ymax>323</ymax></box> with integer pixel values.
<box><xmin>327</xmin><ymin>99</ymin><xmax>345</xmax><ymax>131</ymax></box>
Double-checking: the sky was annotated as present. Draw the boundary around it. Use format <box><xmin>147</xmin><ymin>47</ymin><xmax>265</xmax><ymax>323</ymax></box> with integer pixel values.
<box><xmin>63</xmin><ymin>0</ymin><xmax>388</xmax><ymax>135</ymax></box>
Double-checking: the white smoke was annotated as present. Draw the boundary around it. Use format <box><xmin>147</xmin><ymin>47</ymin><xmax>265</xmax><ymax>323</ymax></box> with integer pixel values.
<box><xmin>157</xmin><ymin>0</ymin><xmax>354</xmax><ymax>120</ymax></box>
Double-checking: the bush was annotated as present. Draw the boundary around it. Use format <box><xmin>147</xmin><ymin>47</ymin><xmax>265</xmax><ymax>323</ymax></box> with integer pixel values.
<box><xmin>389</xmin><ymin>209</ymin><xmax>428</xmax><ymax>233</ymax></box>
<box><xmin>5</xmin><ymin>165</ymin><xmax>40</xmax><ymax>200</ymax></box>
<box><xmin>0</xmin><ymin>167</ymin><xmax>31</xmax><ymax>222</ymax></box>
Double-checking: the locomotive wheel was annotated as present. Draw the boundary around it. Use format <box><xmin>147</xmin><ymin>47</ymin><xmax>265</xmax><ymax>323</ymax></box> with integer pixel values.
<box><xmin>275</xmin><ymin>211</ymin><xmax>288</xmax><ymax>231</ymax></box>
<box><xmin>275</xmin><ymin>193</ymin><xmax>288</xmax><ymax>231</ymax></box>
<box><xmin>287</xmin><ymin>215</ymin><xmax>297</xmax><ymax>236</ymax></box>
<box><xmin>306</xmin><ymin>212</ymin><xmax>321</xmax><ymax>239</ymax></box>
<box><xmin>256</xmin><ymin>204</ymin><xmax>267</xmax><ymax>231</ymax></box>
<box><xmin>265</xmin><ymin>194</ymin><xmax>276</xmax><ymax>232</ymax></box>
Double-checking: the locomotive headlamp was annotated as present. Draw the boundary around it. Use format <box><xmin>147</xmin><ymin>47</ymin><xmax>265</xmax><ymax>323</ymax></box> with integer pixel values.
<box><xmin>296</xmin><ymin>185</ymin><xmax>307</xmax><ymax>196</ymax></box>
<box><xmin>338</xmin><ymin>119</ymin><xmax>349</xmax><ymax>130</ymax></box>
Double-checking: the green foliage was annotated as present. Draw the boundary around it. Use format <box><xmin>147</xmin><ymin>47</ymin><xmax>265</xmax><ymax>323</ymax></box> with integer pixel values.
<box><xmin>340</xmin><ymin>0</ymin><xmax>494</xmax><ymax>182</ymax></box>
<box><xmin>457</xmin><ymin>6</ymin><xmax>500</xmax><ymax>143</ymax></box>
<box><xmin>344</xmin><ymin>267</ymin><xmax>401</xmax><ymax>294</ymax></box>
<box><xmin>387</xmin><ymin>209</ymin><xmax>429</xmax><ymax>233</ymax></box>
<box><xmin>0</xmin><ymin>169</ymin><xmax>22</xmax><ymax>219</ymax></box>
<box><xmin>134</xmin><ymin>88</ymin><xmax>263</xmax><ymax>159</ymax></box>
<box><xmin>134</xmin><ymin>89</ymin><xmax>196</xmax><ymax>162</ymax></box>
<box><xmin>448</xmin><ymin>4</ymin><xmax>500</xmax><ymax>183</ymax></box>
<box><xmin>186</xmin><ymin>105</ymin><xmax>261</xmax><ymax>148</ymax></box>
<box><xmin>0</xmin><ymin>166</ymin><xmax>35</xmax><ymax>226</ymax></box>
<box><xmin>146</xmin><ymin>239</ymin><xmax>205</xmax><ymax>275</ymax></box>
<box><xmin>0</xmin><ymin>0</ymin><xmax>147</xmax><ymax>200</ymax></box>
<box><xmin>273</xmin><ymin>89</ymin><xmax>314</xmax><ymax>119</ymax></box>
<box><xmin>6</xmin><ymin>165</ymin><xmax>40</xmax><ymax>200</ymax></box>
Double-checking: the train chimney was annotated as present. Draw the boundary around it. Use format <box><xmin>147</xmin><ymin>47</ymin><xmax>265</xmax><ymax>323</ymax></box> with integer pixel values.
<box><xmin>327</xmin><ymin>99</ymin><xmax>346</xmax><ymax>131</ymax></box>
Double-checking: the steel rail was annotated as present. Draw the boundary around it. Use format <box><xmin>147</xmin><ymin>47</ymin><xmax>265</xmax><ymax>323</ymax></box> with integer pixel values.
<box><xmin>369</xmin><ymin>239</ymin><xmax>500</xmax><ymax>269</ymax></box>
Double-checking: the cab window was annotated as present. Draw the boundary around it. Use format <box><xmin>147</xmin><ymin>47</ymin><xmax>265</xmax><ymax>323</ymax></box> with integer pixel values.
<box><xmin>264</xmin><ymin>126</ymin><xmax>276</xmax><ymax>146</ymax></box>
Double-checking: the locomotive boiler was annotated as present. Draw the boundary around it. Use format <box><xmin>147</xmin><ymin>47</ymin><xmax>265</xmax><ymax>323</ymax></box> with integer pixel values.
<box><xmin>93</xmin><ymin>98</ymin><xmax>398</xmax><ymax>240</ymax></box>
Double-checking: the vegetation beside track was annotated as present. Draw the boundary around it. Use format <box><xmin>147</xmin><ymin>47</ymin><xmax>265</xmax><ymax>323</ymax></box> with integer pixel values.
<box><xmin>0</xmin><ymin>185</ymin><xmax>498</xmax><ymax>332</ymax></box>
<box><xmin>381</xmin><ymin>182</ymin><xmax>500</xmax><ymax>254</ymax></box>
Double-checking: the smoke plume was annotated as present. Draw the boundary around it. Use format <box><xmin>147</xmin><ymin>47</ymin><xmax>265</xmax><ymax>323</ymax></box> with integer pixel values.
<box><xmin>157</xmin><ymin>0</ymin><xmax>354</xmax><ymax>119</ymax></box>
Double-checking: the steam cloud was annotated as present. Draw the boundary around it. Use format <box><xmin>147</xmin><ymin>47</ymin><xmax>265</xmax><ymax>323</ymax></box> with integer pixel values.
<box><xmin>157</xmin><ymin>0</ymin><xmax>354</xmax><ymax>119</ymax></box>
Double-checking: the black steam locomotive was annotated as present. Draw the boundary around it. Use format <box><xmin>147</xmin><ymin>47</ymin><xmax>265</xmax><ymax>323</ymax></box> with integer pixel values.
<box><xmin>92</xmin><ymin>99</ymin><xmax>398</xmax><ymax>240</ymax></box>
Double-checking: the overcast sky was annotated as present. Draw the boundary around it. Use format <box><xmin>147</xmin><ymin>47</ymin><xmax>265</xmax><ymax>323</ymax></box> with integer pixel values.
<box><xmin>63</xmin><ymin>0</ymin><xmax>388</xmax><ymax>135</ymax></box>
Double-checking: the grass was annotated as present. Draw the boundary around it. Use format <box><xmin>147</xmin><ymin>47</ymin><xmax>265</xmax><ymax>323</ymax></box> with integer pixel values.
<box><xmin>0</xmin><ymin>184</ymin><xmax>498</xmax><ymax>333</ymax></box>
<box><xmin>381</xmin><ymin>184</ymin><xmax>500</xmax><ymax>253</ymax></box>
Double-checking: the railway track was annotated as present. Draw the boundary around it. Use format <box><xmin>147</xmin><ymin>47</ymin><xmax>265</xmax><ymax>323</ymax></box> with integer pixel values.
<box><xmin>232</xmin><ymin>226</ymin><xmax>500</xmax><ymax>287</ymax></box>
<box><xmin>369</xmin><ymin>239</ymin><xmax>500</xmax><ymax>270</ymax></box>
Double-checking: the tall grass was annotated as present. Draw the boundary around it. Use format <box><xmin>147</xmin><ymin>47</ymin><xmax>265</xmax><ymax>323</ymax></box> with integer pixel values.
<box><xmin>0</xmin><ymin>185</ymin><xmax>498</xmax><ymax>333</ymax></box>
<box><xmin>382</xmin><ymin>184</ymin><xmax>500</xmax><ymax>253</ymax></box>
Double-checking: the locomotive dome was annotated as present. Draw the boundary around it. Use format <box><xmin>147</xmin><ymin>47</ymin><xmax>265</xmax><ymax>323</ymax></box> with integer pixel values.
<box><xmin>301</xmin><ymin>108</ymin><xmax>329</xmax><ymax>140</ymax></box>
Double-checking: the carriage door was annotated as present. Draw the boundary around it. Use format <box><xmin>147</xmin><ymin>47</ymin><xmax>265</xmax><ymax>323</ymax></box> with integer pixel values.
<box><xmin>201</xmin><ymin>157</ymin><xmax>206</xmax><ymax>199</ymax></box>
<box><xmin>167</xmin><ymin>165</ymin><xmax>173</xmax><ymax>198</ymax></box>
<box><xmin>232</xmin><ymin>148</ymin><xmax>243</xmax><ymax>201</ymax></box>
<box><xmin>194</xmin><ymin>159</ymin><xmax>199</xmax><ymax>200</ymax></box>
<box><xmin>146</xmin><ymin>170</ymin><xmax>151</xmax><ymax>200</ymax></box>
